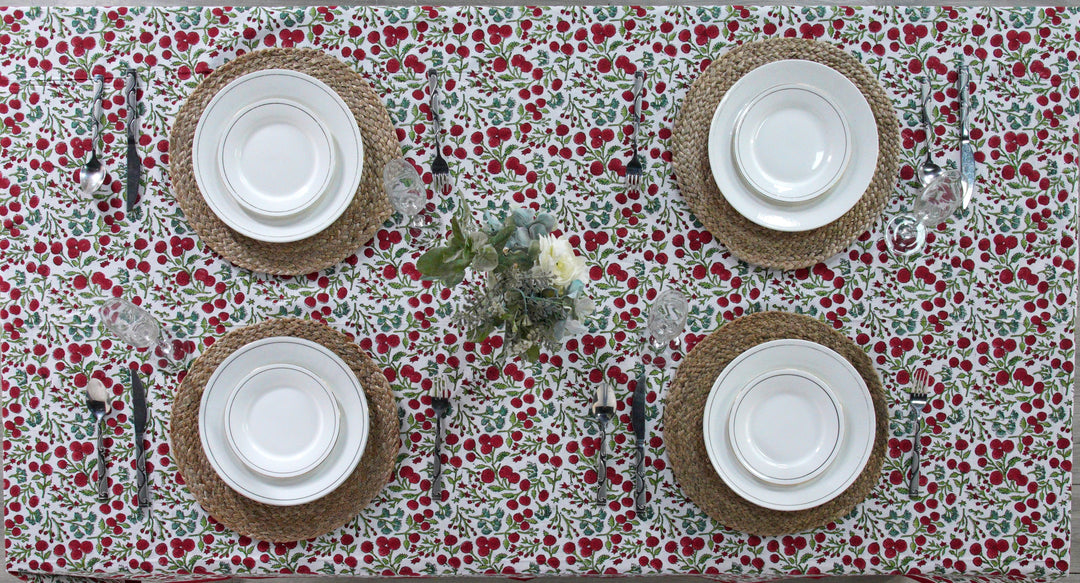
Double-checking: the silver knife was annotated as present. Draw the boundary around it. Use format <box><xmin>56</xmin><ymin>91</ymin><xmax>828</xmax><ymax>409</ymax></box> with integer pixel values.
<box><xmin>631</xmin><ymin>366</ymin><xmax>648</xmax><ymax>514</ymax></box>
<box><xmin>124</xmin><ymin>67</ymin><xmax>140</xmax><ymax>213</ymax></box>
<box><xmin>958</xmin><ymin>61</ymin><xmax>975</xmax><ymax>210</ymax></box>
<box><xmin>129</xmin><ymin>368</ymin><xmax>150</xmax><ymax>514</ymax></box>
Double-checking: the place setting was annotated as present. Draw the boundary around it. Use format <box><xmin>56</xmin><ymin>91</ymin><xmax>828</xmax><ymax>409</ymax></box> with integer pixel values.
<box><xmin>169</xmin><ymin>318</ymin><xmax>398</xmax><ymax>542</ymax></box>
<box><xmin>170</xmin><ymin>48</ymin><xmax>398</xmax><ymax>276</ymax></box>
<box><xmin>673</xmin><ymin>38</ymin><xmax>900</xmax><ymax>270</ymax></box>
<box><xmin>665</xmin><ymin>311</ymin><xmax>887</xmax><ymax>535</ymax></box>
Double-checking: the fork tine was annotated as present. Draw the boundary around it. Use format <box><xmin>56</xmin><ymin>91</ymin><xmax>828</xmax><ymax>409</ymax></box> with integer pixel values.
<box><xmin>914</xmin><ymin>368</ymin><xmax>928</xmax><ymax>393</ymax></box>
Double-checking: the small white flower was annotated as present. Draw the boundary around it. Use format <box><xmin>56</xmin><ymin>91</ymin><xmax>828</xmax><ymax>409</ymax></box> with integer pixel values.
<box><xmin>537</xmin><ymin>235</ymin><xmax>586</xmax><ymax>290</ymax></box>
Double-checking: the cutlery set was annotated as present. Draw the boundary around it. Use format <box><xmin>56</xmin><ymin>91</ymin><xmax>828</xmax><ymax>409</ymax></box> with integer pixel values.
<box><xmin>900</xmin><ymin>59</ymin><xmax>973</xmax><ymax>493</ymax></box>
<box><xmin>79</xmin><ymin>68</ymin><xmax>142</xmax><ymax>211</ymax></box>
<box><xmin>84</xmin><ymin>371</ymin><xmax>152</xmax><ymax>514</ymax></box>
<box><xmin>589</xmin><ymin>290</ymin><xmax>687</xmax><ymax>510</ymax></box>
<box><xmin>919</xmin><ymin>58</ymin><xmax>976</xmax><ymax>198</ymax></box>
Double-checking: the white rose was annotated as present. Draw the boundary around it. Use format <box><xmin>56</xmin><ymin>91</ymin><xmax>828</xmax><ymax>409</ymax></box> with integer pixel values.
<box><xmin>537</xmin><ymin>235</ymin><xmax>586</xmax><ymax>290</ymax></box>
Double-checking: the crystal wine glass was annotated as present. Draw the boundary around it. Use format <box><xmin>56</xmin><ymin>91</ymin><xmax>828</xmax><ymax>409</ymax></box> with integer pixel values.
<box><xmin>646</xmin><ymin>289</ymin><xmax>689</xmax><ymax>353</ymax></box>
<box><xmin>383</xmin><ymin>157</ymin><xmax>438</xmax><ymax>244</ymax></box>
<box><xmin>885</xmin><ymin>170</ymin><xmax>963</xmax><ymax>257</ymax></box>
<box><xmin>97</xmin><ymin>298</ymin><xmax>194</xmax><ymax>372</ymax></box>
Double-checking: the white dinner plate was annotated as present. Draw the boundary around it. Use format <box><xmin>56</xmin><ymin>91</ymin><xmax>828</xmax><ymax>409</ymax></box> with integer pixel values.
<box><xmin>224</xmin><ymin>363</ymin><xmax>340</xmax><ymax>479</ymax></box>
<box><xmin>219</xmin><ymin>99</ymin><xmax>335</xmax><ymax>218</ymax></box>
<box><xmin>727</xmin><ymin>368</ymin><xmax>844</xmax><ymax>484</ymax></box>
<box><xmin>199</xmin><ymin>337</ymin><xmax>369</xmax><ymax>506</ymax></box>
<box><xmin>733</xmin><ymin>84</ymin><xmax>851</xmax><ymax>204</ymax></box>
<box><xmin>193</xmin><ymin>69</ymin><xmax>363</xmax><ymax>243</ymax></box>
<box><xmin>703</xmin><ymin>339</ymin><xmax>876</xmax><ymax>511</ymax></box>
<box><xmin>708</xmin><ymin>60</ymin><xmax>878</xmax><ymax>232</ymax></box>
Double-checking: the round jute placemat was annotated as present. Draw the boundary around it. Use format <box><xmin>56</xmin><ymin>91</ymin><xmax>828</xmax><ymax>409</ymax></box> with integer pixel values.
<box><xmin>665</xmin><ymin>311</ymin><xmax>887</xmax><ymax>535</ymax></box>
<box><xmin>671</xmin><ymin>38</ymin><xmax>900</xmax><ymax>270</ymax></box>
<box><xmin>170</xmin><ymin>318</ymin><xmax>399</xmax><ymax>542</ymax></box>
<box><xmin>170</xmin><ymin>48</ymin><xmax>397</xmax><ymax>276</ymax></box>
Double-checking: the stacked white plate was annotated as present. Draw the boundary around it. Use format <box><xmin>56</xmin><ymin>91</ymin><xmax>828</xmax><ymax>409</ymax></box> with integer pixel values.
<box><xmin>193</xmin><ymin>69</ymin><xmax>364</xmax><ymax>243</ymax></box>
<box><xmin>708</xmin><ymin>60</ymin><xmax>878</xmax><ymax>232</ymax></box>
<box><xmin>199</xmin><ymin>337</ymin><xmax>369</xmax><ymax>506</ymax></box>
<box><xmin>702</xmin><ymin>339</ymin><xmax>875</xmax><ymax>511</ymax></box>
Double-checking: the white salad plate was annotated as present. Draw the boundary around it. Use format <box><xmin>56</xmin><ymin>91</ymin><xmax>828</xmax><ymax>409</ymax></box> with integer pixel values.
<box><xmin>708</xmin><ymin>60</ymin><xmax>878</xmax><ymax>232</ymax></box>
<box><xmin>732</xmin><ymin>84</ymin><xmax>851</xmax><ymax>204</ymax></box>
<box><xmin>702</xmin><ymin>339</ymin><xmax>876</xmax><ymax>511</ymax></box>
<box><xmin>224</xmin><ymin>363</ymin><xmax>340</xmax><ymax>479</ymax></box>
<box><xmin>199</xmin><ymin>336</ymin><xmax>369</xmax><ymax>506</ymax></box>
<box><xmin>219</xmin><ymin>99</ymin><xmax>336</xmax><ymax>218</ymax></box>
<box><xmin>727</xmin><ymin>368</ymin><xmax>844</xmax><ymax>485</ymax></box>
<box><xmin>193</xmin><ymin>69</ymin><xmax>363</xmax><ymax>243</ymax></box>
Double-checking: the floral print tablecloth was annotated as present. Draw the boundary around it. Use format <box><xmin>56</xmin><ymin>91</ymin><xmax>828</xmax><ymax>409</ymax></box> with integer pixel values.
<box><xmin>0</xmin><ymin>5</ymin><xmax>1076</xmax><ymax>582</ymax></box>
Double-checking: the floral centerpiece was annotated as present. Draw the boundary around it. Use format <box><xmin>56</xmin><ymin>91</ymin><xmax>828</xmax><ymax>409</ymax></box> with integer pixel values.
<box><xmin>417</xmin><ymin>207</ymin><xmax>593</xmax><ymax>363</ymax></box>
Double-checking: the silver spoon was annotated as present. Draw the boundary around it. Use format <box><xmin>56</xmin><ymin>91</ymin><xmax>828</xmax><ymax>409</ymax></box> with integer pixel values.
<box><xmin>917</xmin><ymin>79</ymin><xmax>943</xmax><ymax>187</ymax></box>
<box><xmin>85</xmin><ymin>378</ymin><xmax>111</xmax><ymax>502</ymax></box>
<box><xmin>78</xmin><ymin>75</ymin><xmax>107</xmax><ymax>195</ymax></box>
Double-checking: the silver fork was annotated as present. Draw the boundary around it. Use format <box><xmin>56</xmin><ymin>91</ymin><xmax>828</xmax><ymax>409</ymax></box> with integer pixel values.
<box><xmin>625</xmin><ymin>71</ymin><xmax>645</xmax><ymax>190</ymax></box>
<box><xmin>429</xmin><ymin>378</ymin><xmax>452</xmax><ymax>500</ymax></box>
<box><xmin>907</xmin><ymin>368</ymin><xmax>930</xmax><ymax>498</ymax></box>
<box><xmin>427</xmin><ymin>70</ymin><xmax>452</xmax><ymax>195</ymax></box>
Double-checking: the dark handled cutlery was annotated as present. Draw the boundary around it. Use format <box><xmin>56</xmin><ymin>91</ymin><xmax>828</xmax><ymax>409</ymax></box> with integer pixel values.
<box><xmin>429</xmin><ymin>379</ymin><xmax>451</xmax><ymax>500</ymax></box>
<box><xmin>590</xmin><ymin>381</ymin><xmax>616</xmax><ymax>505</ymax></box>
<box><xmin>958</xmin><ymin>60</ymin><xmax>975</xmax><ymax>210</ymax></box>
<box><xmin>130</xmin><ymin>368</ymin><xmax>150</xmax><ymax>515</ymax></box>
<box><xmin>631</xmin><ymin>369</ymin><xmax>647</xmax><ymax>513</ymax></box>
<box><xmin>625</xmin><ymin>71</ymin><xmax>645</xmax><ymax>190</ymax></box>
<box><xmin>124</xmin><ymin>67</ymin><xmax>140</xmax><ymax>213</ymax></box>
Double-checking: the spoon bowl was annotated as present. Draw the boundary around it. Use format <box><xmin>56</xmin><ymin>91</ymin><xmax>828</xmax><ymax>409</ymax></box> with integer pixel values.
<box><xmin>79</xmin><ymin>153</ymin><xmax>106</xmax><ymax>195</ymax></box>
<box><xmin>917</xmin><ymin>159</ymin><xmax>943</xmax><ymax>188</ymax></box>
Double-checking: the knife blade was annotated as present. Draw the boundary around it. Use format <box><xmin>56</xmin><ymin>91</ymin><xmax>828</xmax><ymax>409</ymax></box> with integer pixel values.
<box><xmin>631</xmin><ymin>367</ymin><xmax>648</xmax><ymax>514</ymax></box>
<box><xmin>129</xmin><ymin>368</ymin><xmax>150</xmax><ymax>512</ymax></box>
<box><xmin>124</xmin><ymin>67</ymin><xmax>140</xmax><ymax>213</ymax></box>
<box><xmin>958</xmin><ymin>61</ymin><xmax>975</xmax><ymax>210</ymax></box>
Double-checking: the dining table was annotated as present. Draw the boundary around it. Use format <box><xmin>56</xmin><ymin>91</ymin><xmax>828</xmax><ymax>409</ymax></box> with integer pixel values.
<box><xmin>0</xmin><ymin>4</ymin><xmax>1076</xmax><ymax>582</ymax></box>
